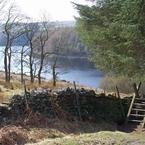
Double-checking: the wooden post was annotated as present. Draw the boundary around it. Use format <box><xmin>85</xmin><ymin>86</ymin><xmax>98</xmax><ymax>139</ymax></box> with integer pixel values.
<box><xmin>141</xmin><ymin>117</ymin><xmax>145</xmax><ymax>128</ymax></box>
<box><xmin>116</xmin><ymin>86</ymin><xmax>120</xmax><ymax>99</ymax></box>
<box><xmin>137</xmin><ymin>82</ymin><xmax>141</xmax><ymax>92</ymax></box>
<box><xmin>23</xmin><ymin>80</ymin><xmax>29</xmax><ymax>111</ymax></box>
<box><xmin>116</xmin><ymin>86</ymin><xmax>125</xmax><ymax>119</ymax></box>
<box><xmin>133</xmin><ymin>83</ymin><xmax>140</xmax><ymax>98</ymax></box>
<box><xmin>73</xmin><ymin>81</ymin><xmax>82</xmax><ymax>121</ymax></box>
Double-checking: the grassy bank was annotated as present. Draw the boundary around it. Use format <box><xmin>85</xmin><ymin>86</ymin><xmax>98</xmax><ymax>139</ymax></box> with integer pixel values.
<box><xmin>0</xmin><ymin>119</ymin><xmax>116</xmax><ymax>145</ymax></box>
<box><xmin>27</xmin><ymin>131</ymin><xmax>145</xmax><ymax>145</ymax></box>
<box><xmin>0</xmin><ymin>72</ymin><xmax>81</xmax><ymax>103</ymax></box>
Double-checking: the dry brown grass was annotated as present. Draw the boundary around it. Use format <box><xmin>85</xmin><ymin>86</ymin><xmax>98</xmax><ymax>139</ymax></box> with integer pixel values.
<box><xmin>0</xmin><ymin>70</ymin><xmax>95</xmax><ymax>104</ymax></box>
<box><xmin>0</xmin><ymin>74</ymin><xmax>84</xmax><ymax>102</ymax></box>
<box><xmin>0</xmin><ymin>126</ymin><xmax>29</xmax><ymax>145</ymax></box>
<box><xmin>0</xmin><ymin>117</ymin><xmax>116</xmax><ymax>144</ymax></box>
<box><xmin>0</xmin><ymin>93</ymin><xmax>4</xmax><ymax>102</ymax></box>
<box><xmin>0</xmin><ymin>74</ymin><xmax>74</xmax><ymax>103</ymax></box>
<box><xmin>28</xmin><ymin>126</ymin><xmax>65</xmax><ymax>142</ymax></box>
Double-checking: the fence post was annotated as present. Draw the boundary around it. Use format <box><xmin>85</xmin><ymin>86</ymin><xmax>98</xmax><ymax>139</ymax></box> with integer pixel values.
<box><xmin>116</xmin><ymin>86</ymin><xmax>125</xmax><ymax>119</ymax></box>
<box><xmin>73</xmin><ymin>81</ymin><xmax>82</xmax><ymax>121</ymax></box>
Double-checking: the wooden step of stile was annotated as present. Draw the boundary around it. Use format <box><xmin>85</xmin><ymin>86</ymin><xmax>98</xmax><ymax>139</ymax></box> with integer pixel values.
<box><xmin>135</xmin><ymin>97</ymin><xmax>145</xmax><ymax>101</ymax></box>
<box><xmin>133</xmin><ymin>103</ymin><xmax>145</xmax><ymax>106</ymax></box>
<box><xmin>132</xmin><ymin>108</ymin><xmax>145</xmax><ymax>112</ymax></box>
<box><xmin>128</xmin><ymin>119</ymin><xmax>143</xmax><ymax>123</ymax></box>
<box><xmin>130</xmin><ymin>114</ymin><xmax>145</xmax><ymax>117</ymax></box>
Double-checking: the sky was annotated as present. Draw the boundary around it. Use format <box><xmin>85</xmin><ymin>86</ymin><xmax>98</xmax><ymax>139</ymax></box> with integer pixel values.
<box><xmin>14</xmin><ymin>0</ymin><xmax>92</xmax><ymax>21</ymax></box>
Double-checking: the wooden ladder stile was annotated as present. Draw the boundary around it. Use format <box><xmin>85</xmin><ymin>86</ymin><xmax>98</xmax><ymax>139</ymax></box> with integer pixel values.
<box><xmin>126</xmin><ymin>83</ymin><xmax>139</xmax><ymax>123</ymax></box>
<box><xmin>126</xmin><ymin>83</ymin><xmax>138</xmax><ymax>121</ymax></box>
<box><xmin>126</xmin><ymin>82</ymin><xmax>145</xmax><ymax>128</ymax></box>
<box><xmin>126</xmin><ymin>93</ymin><xmax>136</xmax><ymax>123</ymax></box>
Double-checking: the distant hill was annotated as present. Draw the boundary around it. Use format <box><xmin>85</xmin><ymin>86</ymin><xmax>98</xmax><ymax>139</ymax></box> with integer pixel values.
<box><xmin>50</xmin><ymin>21</ymin><xmax>75</xmax><ymax>27</ymax></box>
<box><xmin>35</xmin><ymin>26</ymin><xmax>88</xmax><ymax>57</ymax></box>
<box><xmin>0</xmin><ymin>21</ymin><xmax>75</xmax><ymax>45</ymax></box>
<box><xmin>0</xmin><ymin>21</ymin><xmax>88</xmax><ymax>57</ymax></box>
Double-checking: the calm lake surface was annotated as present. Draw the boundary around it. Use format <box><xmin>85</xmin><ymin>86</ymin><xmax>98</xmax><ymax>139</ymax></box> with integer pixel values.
<box><xmin>0</xmin><ymin>46</ymin><xmax>104</xmax><ymax>88</ymax></box>
<box><xmin>45</xmin><ymin>57</ymin><xmax>104</xmax><ymax>88</ymax></box>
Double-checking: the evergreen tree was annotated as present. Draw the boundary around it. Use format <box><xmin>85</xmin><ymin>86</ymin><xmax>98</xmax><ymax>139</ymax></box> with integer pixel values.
<box><xmin>74</xmin><ymin>0</ymin><xmax>145</xmax><ymax>76</ymax></box>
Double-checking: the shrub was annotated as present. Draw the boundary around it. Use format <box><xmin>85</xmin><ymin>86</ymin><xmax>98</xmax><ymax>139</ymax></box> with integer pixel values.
<box><xmin>100</xmin><ymin>75</ymin><xmax>145</xmax><ymax>94</ymax></box>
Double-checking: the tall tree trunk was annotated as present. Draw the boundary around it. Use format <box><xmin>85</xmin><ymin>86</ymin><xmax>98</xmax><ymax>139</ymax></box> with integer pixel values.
<box><xmin>52</xmin><ymin>65</ymin><xmax>56</xmax><ymax>87</ymax></box>
<box><xmin>38</xmin><ymin>50</ymin><xmax>44</xmax><ymax>85</ymax></box>
<box><xmin>30</xmin><ymin>60</ymin><xmax>34</xmax><ymax>83</ymax></box>
<box><xmin>8</xmin><ymin>47</ymin><xmax>11</xmax><ymax>82</ymax></box>
<box><xmin>52</xmin><ymin>57</ymin><xmax>57</xmax><ymax>87</ymax></box>
<box><xmin>38</xmin><ymin>64</ymin><xmax>43</xmax><ymax>85</ymax></box>
<box><xmin>21</xmin><ymin>46</ymin><xmax>24</xmax><ymax>83</ymax></box>
<box><xmin>29</xmin><ymin>42</ymin><xmax>34</xmax><ymax>83</ymax></box>
<box><xmin>4</xmin><ymin>48</ymin><xmax>8</xmax><ymax>82</ymax></box>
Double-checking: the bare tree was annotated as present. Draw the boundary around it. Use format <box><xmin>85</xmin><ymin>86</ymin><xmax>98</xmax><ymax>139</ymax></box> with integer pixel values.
<box><xmin>34</xmin><ymin>15</ymin><xmax>56</xmax><ymax>85</ymax></box>
<box><xmin>50</xmin><ymin>28</ymin><xmax>69</xmax><ymax>87</ymax></box>
<box><xmin>24</xmin><ymin>21</ymin><xmax>39</xmax><ymax>83</ymax></box>
<box><xmin>3</xmin><ymin>4</ymin><xmax>26</xmax><ymax>82</ymax></box>
<box><xmin>37</xmin><ymin>19</ymin><xmax>49</xmax><ymax>84</ymax></box>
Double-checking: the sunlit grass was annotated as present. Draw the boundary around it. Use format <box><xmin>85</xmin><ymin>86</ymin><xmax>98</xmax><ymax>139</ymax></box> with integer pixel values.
<box><xmin>26</xmin><ymin>131</ymin><xmax>145</xmax><ymax>145</ymax></box>
<box><xmin>0</xmin><ymin>73</ymin><xmax>75</xmax><ymax>103</ymax></box>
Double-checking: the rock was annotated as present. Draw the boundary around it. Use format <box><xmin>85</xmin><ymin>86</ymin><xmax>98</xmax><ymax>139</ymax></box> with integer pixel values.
<box><xmin>0</xmin><ymin>104</ymin><xmax>10</xmax><ymax>122</ymax></box>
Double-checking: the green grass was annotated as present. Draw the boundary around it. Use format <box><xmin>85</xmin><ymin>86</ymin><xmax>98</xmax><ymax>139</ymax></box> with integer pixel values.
<box><xmin>27</xmin><ymin>131</ymin><xmax>145</xmax><ymax>145</ymax></box>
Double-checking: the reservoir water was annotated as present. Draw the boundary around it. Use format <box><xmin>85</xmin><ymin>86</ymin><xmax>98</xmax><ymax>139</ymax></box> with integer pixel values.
<box><xmin>0</xmin><ymin>46</ymin><xmax>104</xmax><ymax>88</ymax></box>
